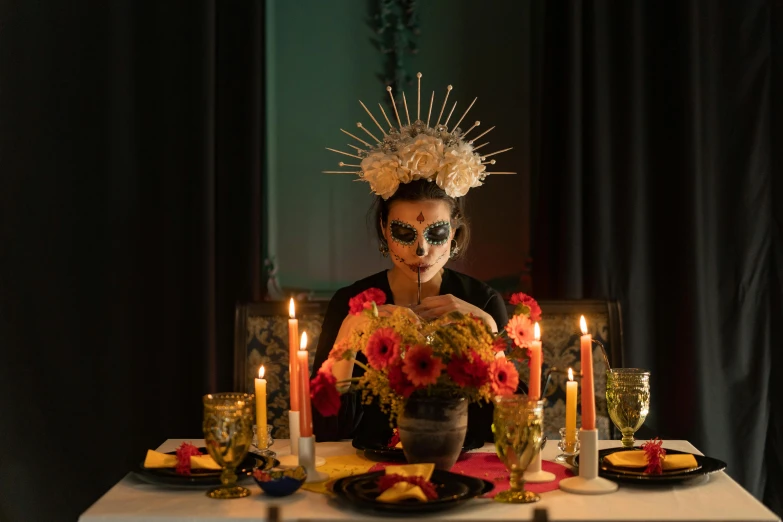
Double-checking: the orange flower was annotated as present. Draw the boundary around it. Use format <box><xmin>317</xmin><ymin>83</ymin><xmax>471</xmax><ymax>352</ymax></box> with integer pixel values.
<box><xmin>505</xmin><ymin>314</ymin><xmax>535</xmax><ymax>348</ymax></box>
<box><xmin>490</xmin><ymin>358</ymin><xmax>519</xmax><ymax>396</ymax></box>
<box><xmin>403</xmin><ymin>344</ymin><xmax>445</xmax><ymax>387</ymax></box>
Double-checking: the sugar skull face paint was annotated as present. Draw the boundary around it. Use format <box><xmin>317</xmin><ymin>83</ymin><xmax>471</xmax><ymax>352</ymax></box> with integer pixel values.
<box><xmin>383</xmin><ymin>200</ymin><xmax>455</xmax><ymax>284</ymax></box>
<box><xmin>390</xmin><ymin>220</ymin><xmax>417</xmax><ymax>246</ymax></box>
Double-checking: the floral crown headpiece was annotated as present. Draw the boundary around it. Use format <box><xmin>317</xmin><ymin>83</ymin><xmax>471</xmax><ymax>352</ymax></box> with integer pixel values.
<box><xmin>324</xmin><ymin>73</ymin><xmax>515</xmax><ymax>199</ymax></box>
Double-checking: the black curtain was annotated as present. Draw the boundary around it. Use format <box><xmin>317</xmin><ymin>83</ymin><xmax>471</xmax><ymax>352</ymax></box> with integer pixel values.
<box><xmin>0</xmin><ymin>2</ymin><xmax>265</xmax><ymax>520</ymax></box>
<box><xmin>532</xmin><ymin>0</ymin><xmax>782</xmax><ymax>515</ymax></box>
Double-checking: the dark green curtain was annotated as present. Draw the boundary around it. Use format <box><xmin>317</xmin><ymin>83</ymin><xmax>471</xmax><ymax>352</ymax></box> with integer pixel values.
<box><xmin>0</xmin><ymin>2</ymin><xmax>265</xmax><ymax>520</ymax></box>
<box><xmin>531</xmin><ymin>0</ymin><xmax>782</xmax><ymax>515</ymax></box>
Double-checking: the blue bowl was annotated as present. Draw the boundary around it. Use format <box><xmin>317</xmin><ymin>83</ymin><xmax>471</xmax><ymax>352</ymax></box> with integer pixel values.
<box><xmin>252</xmin><ymin>465</ymin><xmax>307</xmax><ymax>496</ymax></box>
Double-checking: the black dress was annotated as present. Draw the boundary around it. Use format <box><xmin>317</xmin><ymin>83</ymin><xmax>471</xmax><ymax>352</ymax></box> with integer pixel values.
<box><xmin>310</xmin><ymin>268</ymin><xmax>516</xmax><ymax>444</ymax></box>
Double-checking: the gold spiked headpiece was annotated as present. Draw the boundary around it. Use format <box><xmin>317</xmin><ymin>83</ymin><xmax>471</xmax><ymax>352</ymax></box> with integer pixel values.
<box><xmin>325</xmin><ymin>73</ymin><xmax>514</xmax><ymax>199</ymax></box>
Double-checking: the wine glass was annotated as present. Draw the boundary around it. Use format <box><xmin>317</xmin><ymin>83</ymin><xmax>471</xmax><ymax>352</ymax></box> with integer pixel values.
<box><xmin>606</xmin><ymin>369</ymin><xmax>650</xmax><ymax>448</ymax></box>
<box><xmin>492</xmin><ymin>395</ymin><xmax>545</xmax><ymax>503</ymax></box>
<box><xmin>202</xmin><ymin>393</ymin><xmax>255</xmax><ymax>499</ymax></box>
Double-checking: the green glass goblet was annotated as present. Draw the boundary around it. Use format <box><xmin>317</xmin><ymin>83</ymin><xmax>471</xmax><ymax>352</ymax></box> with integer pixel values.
<box><xmin>492</xmin><ymin>395</ymin><xmax>545</xmax><ymax>503</ymax></box>
<box><xmin>202</xmin><ymin>392</ymin><xmax>255</xmax><ymax>499</ymax></box>
<box><xmin>606</xmin><ymin>369</ymin><xmax>650</xmax><ymax>448</ymax></box>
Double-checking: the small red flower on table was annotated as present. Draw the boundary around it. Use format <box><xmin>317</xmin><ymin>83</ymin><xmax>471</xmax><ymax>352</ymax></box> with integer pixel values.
<box><xmin>641</xmin><ymin>437</ymin><xmax>666</xmax><ymax>475</ymax></box>
<box><xmin>387</xmin><ymin>428</ymin><xmax>401</xmax><ymax>449</ymax></box>
<box><xmin>175</xmin><ymin>442</ymin><xmax>203</xmax><ymax>475</ymax></box>
<box><xmin>378</xmin><ymin>474</ymin><xmax>438</xmax><ymax>500</ymax></box>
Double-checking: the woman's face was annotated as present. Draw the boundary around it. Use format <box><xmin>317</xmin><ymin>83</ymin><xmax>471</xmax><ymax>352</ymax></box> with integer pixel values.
<box><xmin>383</xmin><ymin>199</ymin><xmax>455</xmax><ymax>283</ymax></box>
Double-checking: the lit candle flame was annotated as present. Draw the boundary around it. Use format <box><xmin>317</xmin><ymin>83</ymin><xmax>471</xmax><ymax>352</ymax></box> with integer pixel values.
<box><xmin>580</xmin><ymin>315</ymin><xmax>588</xmax><ymax>335</ymax></box>
<box><xmin>534</xmin><ymin>322</ymin><xmax>541</xmax><ymax>341</ymax></box>
<box><xmin>568</xmin><ymin>368</ymin><xmax>574</xmax><ymax>381</ymax></box>
<box><xmin>300</xmin><ymin>331</ymin><xmax>308</xmax><ymax>349</ymax></box>
<box><xmin>289</xmin><ymin>298</ymin><xmax>296</xmax><ymax>319</ymax></box>
<box><xmin>259</xmin><ymin>365</ymin><xmax>265</xmax><ymax>379</ymax></box>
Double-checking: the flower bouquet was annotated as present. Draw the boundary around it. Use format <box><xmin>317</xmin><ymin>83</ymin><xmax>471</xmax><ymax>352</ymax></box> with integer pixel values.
<box><xmin>310</xmin><ymin>288</ymin><xmax>541</xmax><ymax>424</ymax></box>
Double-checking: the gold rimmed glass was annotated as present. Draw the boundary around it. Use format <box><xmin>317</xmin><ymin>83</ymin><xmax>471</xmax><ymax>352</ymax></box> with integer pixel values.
<box><xmin>202</xmin><ymin>392</ymin><xmax>255</xmax><ymax>499</ymax></box>
<box><xmin>606</xmin><ymin>369</ymin><xmax>650</xmax><ymax>448</ymax></box>
<box><xmin>492</xmin><ymin>395</ymin><xmax>544</xmax><ymax>503</ymax></box>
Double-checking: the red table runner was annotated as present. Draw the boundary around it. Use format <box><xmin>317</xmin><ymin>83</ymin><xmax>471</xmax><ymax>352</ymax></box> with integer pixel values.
<box><xmin>369</xmin><ymin>453</ymin><xmax>574</xmax><ymax>497</ymax></box>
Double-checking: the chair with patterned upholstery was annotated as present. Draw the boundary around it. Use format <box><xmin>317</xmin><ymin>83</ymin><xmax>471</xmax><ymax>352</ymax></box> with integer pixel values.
<box><xmin>233</xmin><ymin>300</ymin><xmax>329</xmax><ymax>438</ymax></box>
<box><xmin>234</xmin><ymin>297</ymin><xmax>624</xmax><ymax>441</ymax></box>
<box><xmin>511</xmin><ymin>299</ymin><xmax>624</xmax><ymax>440</ymax></box>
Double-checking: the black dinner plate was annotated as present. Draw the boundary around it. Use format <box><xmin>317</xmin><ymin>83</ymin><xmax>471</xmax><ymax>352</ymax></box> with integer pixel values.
<box><xmin>332</xmin><ymin>469</ymin><xmax>493</xmax><ymax>514</ymax></box>
<box><xmin>136</xmin><ymin>447</ymin><xmax>279</xmax><ymax>487</ymax></box>
<box><xmin>352</xmin><ymin>433</ymin><xmax>484</xmax><ymax>461</ymax></box>
<box><xmin>574</xmin><ymin>447</ymin><xmax>726</xmax><ymax>484</ymax></box>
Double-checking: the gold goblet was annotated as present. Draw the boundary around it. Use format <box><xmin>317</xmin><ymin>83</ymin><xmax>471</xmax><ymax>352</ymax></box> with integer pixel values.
<box><xmin>492</xmin><ymin>395</ymin><xmax>545</xmax><ymax>503</ymax></box>
<box><xmin>606</xmin><ymin>369</ymin><xmax>650</xmax><ymax>448</ymax></box>
<box><xmin>202</xmin><ymin>392</ymin><xmax>255</xmax><ymax>499</ymax></box>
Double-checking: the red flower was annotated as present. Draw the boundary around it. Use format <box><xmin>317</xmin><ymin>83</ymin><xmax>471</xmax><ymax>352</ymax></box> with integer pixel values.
<box><xmin>505</xmin><ymin>314</ymin><xmax>535</xmax><ymax>348</ymax></box>
<box><xmin>365</xmin><ymin>327</ymin><xmax>402</xmax><ymax>369</ymax></box>
<box><xmin>388</xmin><ymin>360</ymin><xmax>418</xmax><ymax>398</ymax></box>
<box><xmin>310</xmin><ymin>369</ymin><xmax>342</xmax><ymax>417</ymax></box>
<box><xmin>253</xmin><ymin>469</ymin><xmax>272</xmax><ymax>482</ymax></box>
<box><xmin>492</xmin><ymin>337</ymin><xmax>508</xmax><ymax>353</ymax></box>
<box><xmin>175</xmin><ymin>442</ymin><xmax>203</xmax><ymax>475</ymax></box>
<box><xmin>403</xmin><ymin>345</ymin><xmax>446</xmax><ymax>387</ymax></box>
<box><xmin>378</xmin><ymin>474</ymin><xmax>438</xmax><ymax>500</ymax></box>
<box><xmin>387</xmin><ymin>428</ymin><xmax>401</xmax><ymax>448</ymax></box>
<box><xmin>641</xmin><ymin>437</ymin><xmax>666</xmax><ymax>475</ymax></box>
<box><xmin>509</xmin><ymin>293</ymin><xmax>542</xmax><ymax>322</ymax></box>
<box><xmin>348</xmin><ymin>288</ymin><xmax>387</xmax><ymax>315</ymax></box>
<box><xmin>447</xmin><ymin>351</ymin><xmax>490</xmax><ymax>388</ymax></box>
<box><xmin>490</xmin><ymin>358</ymin><xmax>519</xmax><ymax>396</ymax></box>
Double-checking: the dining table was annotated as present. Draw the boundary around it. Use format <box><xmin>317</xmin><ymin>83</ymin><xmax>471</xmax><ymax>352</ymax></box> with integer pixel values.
<box><xmin>79</xmin><ymin>438</ymin><xmax>780</xmax><ymax>522</ymax></box>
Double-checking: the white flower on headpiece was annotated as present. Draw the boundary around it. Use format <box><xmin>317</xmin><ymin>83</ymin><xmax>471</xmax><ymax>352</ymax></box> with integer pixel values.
<box><xmin>436</xmin><ymin>144</ymin><xmax>485</xmax><ymax>198</ymax></box>
<box><xmin>360</xmin><ymin>152</ymin><xmax>411</xmax><ymax>200</ymax></box>
<box><xmin>399</xmin><ymin>135</ymin><xmax>445</xmax><ymax>181</ymax></box>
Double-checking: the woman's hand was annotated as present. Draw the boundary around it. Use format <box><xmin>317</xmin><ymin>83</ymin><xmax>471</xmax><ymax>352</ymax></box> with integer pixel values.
<box><xmin>411</xmin><ymin>294</ymin><xmax>498</xmax><ymax>333</ymax></box>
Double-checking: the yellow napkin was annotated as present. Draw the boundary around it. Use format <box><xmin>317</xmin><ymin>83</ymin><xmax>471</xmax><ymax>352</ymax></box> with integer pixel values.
<box><xmin>376</xmin><ymin>463</ymin><xmax>435</xmax><ymax>503</ymax></box>
<box><xmin>605</xmin><ymin>450</ymin><xmax>698</xmax><ymax>471</ymax></box>
<box><xmin>301</xmin><ymin>454</ymin><xmax>376</xmax><ymax>495</ymax></box>
<box><xmin>143</xmin><ymin>449</ymin><xmax>221</xmax><ymax>470</ymax></box>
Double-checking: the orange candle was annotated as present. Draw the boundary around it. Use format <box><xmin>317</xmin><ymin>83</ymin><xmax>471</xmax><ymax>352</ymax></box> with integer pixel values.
<box><xmin>579</xmin><ymin>316</ymin><xmax>596</xmax><ymax>430</ymax></box>
<box><xmin>565</xmin><ymin>368</ymin><xmax>577</xmax><ymax>444</ymax></box>
<box><xmin>288</xmin><ymin>298</ymin><xmax>300</xmax><ymax>412</ymax></box>
<box><xmin>297</xmin><ymin>332</ymin><xmax>313</xmax><ymax>437</ymax></box>
<box><xmin>529</xmin><ymin>322</ymin><xmax>542</xmax><ymax>400</ymax></box>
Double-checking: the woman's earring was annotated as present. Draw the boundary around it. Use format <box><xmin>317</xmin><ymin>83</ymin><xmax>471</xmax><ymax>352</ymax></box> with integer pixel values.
<box><xmin>449</xmin><ymin>240</ymin><xmax>460</xmax><ymax>259</ymax></box>
<box><xmin>379</xmin><ymin>241</ymin><xmax>390</xmax><ymax>257</ymax></box>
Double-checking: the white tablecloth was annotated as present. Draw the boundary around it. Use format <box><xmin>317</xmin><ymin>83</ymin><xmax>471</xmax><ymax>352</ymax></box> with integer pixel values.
<box><xmin>79</xmin><ymin>439</ymin><xmax>779</xmax><ymax>522</ymax></box>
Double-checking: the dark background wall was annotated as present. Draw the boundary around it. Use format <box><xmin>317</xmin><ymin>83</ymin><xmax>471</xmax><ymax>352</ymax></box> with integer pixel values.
<box><xmin>266</xmin><ymin>0</ymin><xmax>533</xmax><ymax>294</ymax></box>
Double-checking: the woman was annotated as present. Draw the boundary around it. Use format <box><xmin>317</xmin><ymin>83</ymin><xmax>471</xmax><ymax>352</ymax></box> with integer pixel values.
<box><xmin>311</xmin><ymin>179</ymin><xmax>512</xmax><ymax>443</ymax></box>
<box><xmin>312</xmin><ymin>75</ymin><xmax>521</xmax><ymax>444</ymax></box>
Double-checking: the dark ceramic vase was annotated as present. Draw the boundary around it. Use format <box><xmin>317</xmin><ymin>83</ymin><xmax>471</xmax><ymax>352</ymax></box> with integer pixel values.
<box><xmin>397</xmin><ymin>395</ymin><xmax>468</xmax><ymax>470</ymax></box>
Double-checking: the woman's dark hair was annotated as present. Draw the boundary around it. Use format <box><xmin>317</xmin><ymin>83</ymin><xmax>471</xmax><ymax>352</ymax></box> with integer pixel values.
<box><xmin>370</xmin><ymin>179</ymin><xmax>470</xmax><ymax>259</ymax></box>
